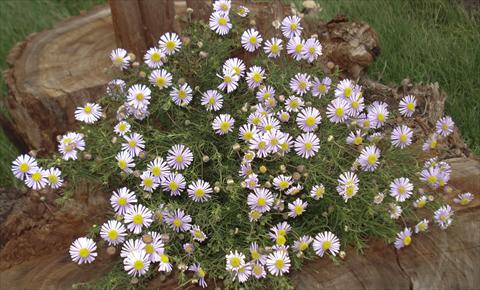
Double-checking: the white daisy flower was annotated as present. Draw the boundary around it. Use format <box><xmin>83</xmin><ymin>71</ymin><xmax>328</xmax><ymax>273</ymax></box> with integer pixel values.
<box><xmin>120</xmin><ymin>239</ymin><xmax>144</xmax><ymax>258</ymax></box>
<box><xmin>394</xmin><ymin>227</ymin><xmax>412</xmax><ymax>249</ymax></box>
<box><xmin>296</xmin><ymin>106</ymin><xmax>321</xmax><ymax>132</ymax></box>
<box><xmin>140</xmin><ymin>171</ymin><xmax>159</xmax><ymax>192</ymax></box>
<box><xmin>259</xmin><ymin>115</ymin><xmax>280</xmax><ymax>133</ymax></box>
<box><xmin>122</xmin><ymin>133</ymin><xmax>145</xmax><ymax>157</ymax></box>
<box><xmin>213</xmin><ymin>0</ymin><xmax>231</xmax><ymax>14</ymax></box>
<box><xmin>435</xmin><ymin>116</ymin><xmax>454</xmax><ymax>137</ymax></box>
<box><xmin>11</xmin><ymin>154</ymin><xmax>38</xmax><ymax>180</ymax></box>
<box><xmin>106</xmin><ymin>79</ymin><xmax>126</xmax><ymax>99</ymax></box>
<box><xmin>58</xmin><ymin>132</ymin><xmax>85</xmax><ymax>161</ymax></box>
<box><xmin>326</xmin><ymin>98</ymin><xmax>350</xmax><ymax>123</ymax></box>
<box><xmin>286</xmin><ymin>37</ymin><xmax>305</xmax><ymax>61</ymax></box>
<box><xmin>45</xmin><ymin>167</ymin><xmax>63</xmax><ymax>189</ymax></box>
<box><xmin>124</xmin><ymin>204</ymin><xmax>153</xmax><ymax>234</ymax></box>
<box><xmin>290</xmin><ymin>73</ymin><xmax>311</xmax><ymax>96</ymax></box>
<box><xmin>263</xmin><ymin>37</ymin><xmax>283</xmax><ymax>58</ymax></box>
<box><xmin>75</xmin><ymin>103</ymin><xmax>102</xmax><ymax>124</ymax></box>
<box><xmin>234</xmin><ymin>263</ymin><xmax>252</xmax><ymax>283</ymax></box>
<box><xmin>161</xmin><ymin>172</ymin><xmax>186</xmax><ymax>196</ymax></box>
<box><xmin>249</xmin><ymin>242</ymin><xmax>266</xmax><ymax>264</ymax></box>
<box><xmin>247</xmin><ymin>111</ymin><xmax>264</xmax><ymax>126</ymax></box>
<box><xmin>244</xmin><ymin>173</ymin><xmax>259</xmax><ymax>190</ymax></box>
<box><xmin>166</xmin><ymin>144</ymin><xmax>193</xmax><ymax>171</ymax></box>
<box><xmin>266</xmin><ymin>250</ymin><xmax>291</xmax><ymax>276</ymax></box>
<box><xmin>191</xmin><ymin>225</ymin><xmax>208</xmax><ymax>242</ymax></box>
<box><xmin>422</xmin><ymin>133</ymin><xmax>439</xmax><ymax>151</ymax></box>
<box><xmin>246</xmin><ymin>65</ymin><xmax>265</xmax><ymax>89</ymax></box>
<box><xmin>391</xmin><ymin>125</ymin><xmax>413</xmax><ymax>149</ymax></box>
<box><xmin>346</xmin><ymin>92</ymin><xmax>364</xmax><ymax>117</ymax></box>
<box><xmin>212</xmin><ymin>114</ymin><xmax>235</xmax><ymax>135</ymax></box>
<box><xmin>273</xmin><ymin>175</ymin><xmax>292</xmax><ymax>191</ymax></box>
<box><xmin>285</xmin><ymin>95</ymin><xmax>304</xmax><ymax>112</ymax></box>
<box><xmin>415</xmin><ymin>219</ymin><xmax>429</xmax><ymax>233</ymax></box>
<box><xmin>70</xmin><ymin>237</ymin><xmax>97</xmax><ymax>264</ymax></box>
<box><xmin>143</xmin><ymin>231</ymin><xmax>165</xmax><ymax>263</ymax></box>
<box><xmin>111</xmin><ymin>187</ymin><xmax>137</xmax><ymax>215</ymax></box>
<box><xmin>335</xmin><ymin>79</ymin><xmax>355</xmax><ymax>99</ymax></box>
<box><xmin>399</xmin><ymin>95</ymin><xmax>417</xmax><ymax>117</ymax></box>
<box><xmin>239</xmin><ymin>124</ymin><xmax>259</xmax><ymax>142</ymax></box>
<box><xmin>453</xmin><ymin>192</ymin><xmax>474</xmax><ymax>206</ymax></box>
<box><xmin>189</xmin><ymin>263</ymin><xmax>208</xmax><ymax>288</ymax></box>
<box><xmin>144</xmin><ymin>47</ymin><xmax>165</xmax><ymax>68</ymax></box>
<box><xmin>236</xmin><ymin>5</ymin><xmax>249</xmax><ymax>17</ymax></box>
<box><xmin>336</xmin><ymin>171</ymin><xmax>359</xmax><ymax>202</ymax></box>
<box><xmin>278</xmin><ymin>110</ymin><xmax>290</xmax><ymax>122</ymax></box>
<box><xmin>389</xmin><ymin>203</ymin><xmax>403</xmax><ymax>220</ymax></box>
<box><xmin>114</xmin><ymin>121</ymin><xmax>131</xmax><ymax>136</ymax></box>
<box><xmin>158</xmin><ymin>32</ymin><xmax>182</xmax><ymax>55</ymax></box>
<box><xmin>251</xmin><ymin>262</ymin><xmax>266</xmax><ymax>279</ymax></box>
<box><xmin>201</xmin><ymin>90</ymin><xmax>224</xmax><ymax>111</ymax></box>
<box><xmin>281</xmin><ymin>15</ymin><xmax>302</xmax><ymax>38</ymax></box>
<box><xmin>124</xmin><ymin>250</ymin><xmax>150</xmax><ymax>277</ymax></box>
<box><xmin>149</xmin><ymin>69</ymin><xmax>173</xmax><ymax>89</ymax></box>
<box><xmin>147</xmin><ymin>157</ymin><xmax>170</xmax><ymax>182</ymax></box>
<box><xmin>269</xmin><ymin>221</ymin><xmax>292</xmax><ymax>240</ymax></box>
<box><xmin>171</xmin><ymin>83</ymin><xmax>193</xmax><ymax>106</ymax></box>
<box><xmin>241</xmin><ymin>28</ymin><xmax>263</xmax><ymax>52</ymax></box>
<box><xmin>313</xmin><ymin>231</ymin><xmax>340</xmax><ymax>257</ymax></box>
<box><xmin>165</xmin><ymin>209</ymin><xmax>192</xmax><ymax>232</ymax></box>
<box><xmin>367</xmin><ymin>101</ymin><xmax>389</xmax><ymax>128</ymax></box>
<box><xmin>187</xmin><ymin>179</ymin><xmax>213</xmax><ymax>202</ymax></box>
<box><xmin>389</xmin><ymin>177</ymin><xmax>414</xmax><ymax>202</ymax></box>
<box><xmin>294</xmin><ymin>132</ymin><xmax>320</xmax><ymax>158</ymax></box>
<box><xmin>419</xmin><ymin>166</ymin><xmax>440</xmax><ymax>188</ymax></box>
<box><xmin>286</xmin><ymin>184</ymin><xmax>303</xmax><ymax>196</ymax></box>
<box><xmin>311</xmin><ymin>77</ymin><xmax>331</xmax><ymax>97</ymax></box>
<box><xmin>293</xmin><ymin>235</ymin><xmax>313</xmax><ymax>253</ymax></box>
<box><xmin>303</xmin><ymin>37</ymin><xmax>322</xmax><ymax>63</ymax></box>
<box><xmin>25</xmin><ymin>168</ymin><xmax>47</xmax><ymax>190</ymax></box>
<box><xmin>223</xmin><ymin>57</ymin><xmax>246</xmax><ymax>77</ymax></box>
<box><xmin>310</xmin><ymin>184</ymin><xmax>326</xmax><ymax>200</ymax></box>
<box><xmin>127</xmin><ymin>84</ymin><xmax>151</xmax><ymax>109</ymax></box>
<box><xmin>247</xmin><ymin>187</ymin><xmax>274</xmax><ymax>213</ymax></box>
<box><xmin>346</xmin><ymin>129</ymin><xmax>365</xmax><ymax>146</ymax></box>
<box><xmin>434</xmin><ymin>205</ymin><xmax>453</xmax><ymax>229</ymax></box>
<box><xmin>413</xmin><ymin>196</ymin><xmax>428</xmax><ymax>208</ymax></box>
<box><xmin>256</xmin><ymin>85</ymin><xmax>276</xmax><ymax>102</ymax></box>
<box><xmin>209</xmin><ymin>12</ymin><xmax>232</xmax><ymax>35</ymax></box>
<box><xmin>288</xmin><ymin>198</ymin><xmax>308</xmax><ymax>218</ymax></box>
<box><xmin>249</xmin><ymin>133</ymin><xmax>269</xmax><ymax>158</ymax></box>
<box><xmin>226</xmin><ymin>250</ymin><xmax>246</xmax><ymax>272</ymax></box>
<box><xmin>100</xmin><ymin>220</ymin><xmax>127</xmax><ymax>246</ymax></box>
<box><xmin>358</xmin><ymin>145</ymin><xmax>381</xmax><ymax>172</ymax></box>
<box><xmin>110</xmin><ymin>48</ymin><xmax>130</xmax><ymax>70</ymax></box>
<box><xmin>217</xmin><ymin>70</ymin><xmax>240</xmax><ymax>93</ymax></box>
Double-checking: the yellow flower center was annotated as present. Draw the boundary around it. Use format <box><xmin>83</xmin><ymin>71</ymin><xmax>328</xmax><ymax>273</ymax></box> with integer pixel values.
<box><xmin>403</xmin><ymin>236</ymin><xmax>411</xmax><ymax>246</ymax></box>
<box><xmin>243</xmin><ymin>131</ymin><xmax>253</xmax><ymax>140</ymax></box>
<box><xmin>299</xmin><ymin>242</ymin><xmax>308</xmax><ymax>251</ymax></box>
<box><xmin>143</xmin><ymin>178</ymin><xmax>153</xmax><ymax>187</ymax></box>
<box><xmin>166</xmin><ymin>40</ymin><xmax>175</xmax><ymax>51</ymax></box>
<box><xmin>344</xmin><ymin>87</ymin><xmax>352</xmax><ymax>97</ymax></box>
<box><xmin>169</xmin><ymin>181</ymin><xmax>178</xmax><ymax>191</ymax></box>
<box><xmin>442</xmin><ymin>123</ymin><xmax>449</xmax><ymax>130</ymax></box>
<box><xmin>249</xmin><ymin>36</ymin><xmax>257</xmax><ymax>45</ymax></box>
<box><xmin>194</xmin><ymin>188</ymin><xmax>205</xmax><ymax>197</ymax></box>
<box><xmin>440</xmin><ymin>215</ymin><xmax>447</xmax><ymax>222</ymax></box>
<box><xmin>354</xmin><ymin>136</ymin><xmax>363</xmax><ymax>145</ymax></box>
<box><xmin>276</xmin><ymin>235</ymin><xmax>286</xmax><ymax>245</ymax></box>
<box><xmin>224</xmin><ymin>75</ymin><xmax>232</xmax><ymax>83</ymax></box>
<box><xmin>220</xmin><ymin>3</ymin><xmax>228</xmax><ymax>11</ymax></box>
<box><xmin>218</xmin><ymin>17</ymin><xmax>227</xmax><ymax>26</ymax></box>
<box><xmin>418</xmin><ymin>223</ymin><xmax>426</xmax><ymax>231</ymax></box>
<box><xmin>19</xmin><ymin>163</ymin><xmax>29</xmax><ymax>173</ymax></box>
<box><xmin>152</xmin><ymin>167</ymin><xmax>161</xmax><ymax>176</ymax></box>
<box><xmin>305</xmin><ymin>116</ymin><xmax>316</xmax><ymax>127</ymax></box>
<box><xmin>351</xmin><ymin>101</ymin><xmax>359</xmax><ymax>109</ymax></box>
<box><xmin>460</xmin><ymin>198</ymin><xmax>470</xmax><ymax>205</ymax></box>
<box><xmin>398</xmin><ymin>186</ymin><xmax>406</xmax><ymax>194</ymax></box>
<box><xmin>345</xmin><ymin>186</ymin><xmax>355</xmax><ymax>197</ymax></box>
<box><xmin>118</xmin><ymin>160</ymin><xmax>127</xmax><ymax>169</ymax></box>
<box><xmin>79</xmin><ymin>248</ymin><xmax>90</xmax><ymax>258</ymax></box>
<box><xmin>294</xmin><ymin>205</ymin><xmax>304</xmax><ymax>215</ymax></box>
<box><xmin>151</xmin><ymin>52</ymin><xmax>161</xmax><ymax>62</ymax></box>
<box><xmin>264</xmin><ymin>124</ymin><xmax>273</xmax><ymax>131</ymax></box>
<box><xmin>84</xmin><ymin>105</ymin><xmax>92</xmax><ymax>113</ymax></box>
<box><xmin>257</xmin><ymin>197</ymin><xmax>266</xmax><ymax>206</ymax></box>
<box><xmin>295</xmin><ymin>44</ymin><xmax>303</xmax><ymax>53</ymax></box>
<box><xmin>175</xmin><ymin>155</ymin><xmax>184</xmax><ymax>162</ymax></box>
<box><xmin>290</xmin><ymin>100</ymin><xmax>299</xmax><ymax>108</ymax></box>
<box><xmin>250</xmin><ymin>210</ymin><xmax>261</xmax><ymax>220</ymax></box>
<box><xmin>128</xmin><ymin>140</ymin><xmax>137</xmax><ymax>148</ymax></box>
<box><xmin>134</xmin><ymin>260</ymin><xmax>144</xmax><ymax>270</ymax></box>
<box><xmin>48</xmin><ymin>175</ymin><xmax>58</xmax><ymax>184</ymax></box>
<box><xmin>278</xmin><ymin>229</ymin><xmax>286</xmax><ymax>236</ymax></box>
<box><xmin>377</xmin><ymin>113</ymin><xmax>385</xmax><ymax>122</ymax></box>
<box><xmin>315</xmin><ymin>188</ymin><xmax>325</xmax><ymax>198</ymax></box>
<box><xmin>322</xmin><ymin>240</ymin><xmax>332</xmax><ymax>250</ymax></box>
<box><xmin>118</xmin><ymin>197</ymin><xmax>127</xmax><ymax>206</ymax></box>
<box><xmin>118</xmin><ymin>123</ymin><xmax>127</xmax><ymax>132</ymax></box>
<box><xmin>417</xmin><ymin>200</ymin><xmax>426</xmax><ymax>208</ymax></box>
<box><xmin>399</xmin><ymin>134</ymin><xmax>407</xmax><ymax>142</ymax></box>
<box><xmin>178</xmin><ymin>90</ymin><xmax>187</xmax><ymax>99</ymax></box>
<box><xmin>219</xmin><ymin>121</ymin><xmax>231</xmax><ymax>132</ymax></box>
<box><xmin>430</xmin><ymin>140</ymin><xmax>438</xmax><ymax>149</ymax></box>
<box><xmin>132</xmin><ymin>214</ymin><xmax>143</xmax><ymax>225</ymax></box>
<box><xmin>156</xmin><ymin>77</ymin><xmax>166</xmax><ymax>87</ymax></box>
<box><xmin>367</xmin><ymin>154</ymin><xmax>377</xmax><ymax>165</ymax></box>
<box><xmin>427</xmin><ymin>175</ymin><xmax>437</xmax><ymax>184</ymax></box>
<box><xmin>31</xmin><ymin>172</ymin><xmax>42</xmax><ymax>182</ymax></box>
<box><xmin>319</xmin><ymin>84</ymin><xmax>326</xmax><ymax>93</ymax></box>
<box><xmin>231</xmin><ymin>257</ymin><xmax>241</xmax><ymax>267</ymax></box>
<box><xmin>208</xmin><ymin>97</ymin><xmax>216</xmax><ymax>105</ymax></box>
<box><xmin>298</xmin><ymin>81</ymin><xmax>307</xmax><ymax>90</ymax></box>
<box><xmin>309</xmin><ymin>47</ymin><xmax>316</xmax><ymax>54</ymax></box>
<box><xmin>173</xmin><ymin>218</ymin><xmax>182</xmax><ymax>227</ymax></box>
<box><xmin>407</xmin><ymin>102</ymin><xmax>415</xmax><ymax>111</ymax></box>
<box><xmin>279</xmin><ymin>180</ymin><xmax>289</xmax><ymax>189</ymax></box>
<box><xmin>145</xmin><ymin>243</ymin><xmax>155</xmax><ymax>254</ymax></box>
<box><xmin>252</xmin><ymin>72</ymin><xmax>261</xmax><ymax>82</ymax></box>
<box><xmin>271</xmin><ymin>43</ymin><xmax>279</xmax><ymax>53</ymax></box>
<box><xmin>304</xmin><ymin>142</ymin><xmax>312</xmax><ymax>150</ymax></box>
<box><xmin>275</xmin><ymin>259</ymin><xmax>284</xmax><ymax>269</ymax></box>
<box><xmin>290</xmin><ymin>23</ymin><xmax>297</xmax><ymax>30</ymax></box>
<box><xmin>280</xmin><ymin>142</ymin><xmax>289</xmax><ymax>151</ymax></box>
<box><xmin>233</xmin><ymin>67</ymin><xmax>241</xmax><ymax>75</ymax></box>
<box><xmin>136</xmin><ymin>93</ymin><xmax>144</xmax><ymax>101</ymax></box>
<box><xmin>198</xmin><ymin>268</ymin><xmax>206</xmax><ymax>278</ymax></box>
<box><xmin>160</xmin><ymin>254</ymin><xmax>169</xmax><ymax>263</ymax></box>
<box><xmin>335</xmin><ymin>107</ymin><xmax>344</xmax><ymax>117</ymax></box>
<box><xmin>108</xmin><ymin>229</ymin><xmax>118</xmax><ymax>240</ymax></box>
<box><xmin>251</xmin><ymin>251</ymin><xmax>260</xmax><ymax>260</ymax></box>
<box><xmin>113</xmin><ymin>56</ymin><xmax>123</xmax><ymax>65</ymax></box>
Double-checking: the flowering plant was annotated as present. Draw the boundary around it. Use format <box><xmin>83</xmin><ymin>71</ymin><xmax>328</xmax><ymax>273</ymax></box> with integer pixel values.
<box><xmin>11</xmin><ymin>1</ymin><xmax>469</xmax><ymax>289</ymax></box>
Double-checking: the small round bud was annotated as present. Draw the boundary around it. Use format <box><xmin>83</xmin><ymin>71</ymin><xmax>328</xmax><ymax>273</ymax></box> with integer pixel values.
<box><xmin>249</xmin><ymin>19</ymin><xmax>256</xmax><ymax>26</ymax></box>
<box><xmin>199</xmin><ymin>51</ymin><xmax>209</xmax><ymax>58</ymax></box>
<box><xmin>232</xmin><ymin>143</ymin><xmax>241</xmax><ymax>151</ymax></box>
<box><xmin>138</xmin><ymin>71</ymin><xmax>146</xmax><ymax>78</ymax></box>
<box><xmin>339</xmin><ymin>250</ymin><xmax>346</xmax><ymax>259</ymax></box>
<box><xmin>138</xmin><ymin>151</ymin><xmax>146</xmax><ymax>160</ymax></box>
<box><xmin>296</xmin><ymin>165</ymin><xmax>305</xmax><ymax>173</ymax></box>
<box><xmin>227</xmin><ymin>179</ymin><xmax>234</xmax><ymax>185</ymax></box>
<box><xmin>214</xmin><ymin>186</ymin><xmax>221</xmax><ymax>193</ymax></box>
<box><xmin>444</xmin><ymin>186</ymin><xmax>453</xmax><ymax>194</ymax></box>
<box><xmin>130</xmin><ymin>277</ymin><xmax>139</xmax><ymax>285</ymax></box>
<box><xmin>327</xmin><ymin>135</ymin><xmax>334</xmax><ymax>142</ymax></box>
<box><xmin>128</xmin><ymin>53</ymin><xmax>136</xmax><ymax>61</ymax></box>
<box><xmin>111</xmin><ymin>137</ymin><xmax>118</xmax><ymax>144</ymax></box>
<box><xmin>279</xmin><ymin>164</ymin><xmax>287</xmax><ymax>173</ymax></box>
<box><xmin>259</xmin><ymin>165</ymin><xmax>267</xmax><ymax>174</ymax></box>
<box><xmin>197</xmin><ymin>41</ymin><xmax>203</xmax><ymax>48</ymax></box>
<box><xmin>106</xmin><ymin>246</ymin><xmax>116</xmax><ymax>256</ymax></box>
<box><xmin>185</xmin><ymin>119</ymin><xmax>191</xmax><ymax>126</ymax></box>
<box><xmin>142</xmin><ymin>234</ymin><xmax>153</xmax><ymax>244</ymax></box>
<box><xmin>293</xmin><ymin>172</ymin><xmax>301</xmax><ymax>180</ymax></box>
<box><xmin>132</xmin><ymin>61</ymin><xmax>140</xmax><ymax>67</ymax></box>
<box><xmin>178</xmin><ymin>78</ymin><xmax>186</xmax><ymax>85</ymax></box>
<box><xmin>264</xmin><ymin>181</ymin><xmax>272</xmax><ymax>188</ymax></box>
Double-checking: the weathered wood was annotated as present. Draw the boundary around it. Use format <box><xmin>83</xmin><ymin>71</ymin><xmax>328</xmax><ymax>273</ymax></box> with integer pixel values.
<box><xmin>139</xmin><ymin>0</ymin><xmax>176</xmax><ymax>45</ymax></box>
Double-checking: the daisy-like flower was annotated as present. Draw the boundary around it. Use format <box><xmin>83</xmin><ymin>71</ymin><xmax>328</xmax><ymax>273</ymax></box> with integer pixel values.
<box><xmin>187</xmin><ymin>179</ymin><xmax>213</xmax><ymax>202</ymax></box>
<box><xmin>335</xmin><ymin>79</ymin><xmax>355</xmax><ymax>99</ymax></box>
<box><xmin>213</xmin><ymin>0</ymin><xmax>231</xmax><ymax>14</ymax></box>
<box><xmin>209</xmin><ymin>12</ymin><xmax>232</xmax><ymax>35</ymax></box>
<box><xmin>288</xmin><ymin>198</ymin><xmax>308</xmax><ymax>218</ymax></box>
<box><xmin>273</xmin><ymin>175</ymin><xmax>292</xmax><ymax>191</ymax></box>
<box><xmin>140</xmin><ymin>171</ymin><xmax>159</xmax><ymax>192</ymax></box>
<box><xmin>58</xmin><ymin>132</ymin><xmax>85</xmax><ymax>161</ymax></box>
<box><xmin>149</xmin><ymin>69</ymin><xmax>172</xmax><ymax>89</ymax></box>
<box><xmin>127</xmin><ymin>84</ymin><xmax>151</xmax><ymax>109</ymax></box>
<box><xmin>189</xmin><ymin>263</ymin><xmax>208</xmax><ymax>288</ymax></box>
<box><xmin>45</xmin><ymin>167</ymin><xmax>63</xmax><ymax>189</ymax></box>
<box><xmin>311</xmin><ymin>77</ymin><xmax>331</xmax><ymax>97</ymax></box>
<box><xmin>249</xmin><ymin>242</ymin><xmax>266</xmax><ymax>264</ymax></box>
<box><xmin>201</xmin><ymin>90</ymin><xmax>224</xmax><ymax>111</ymax></box>
<box><xmin>239</xmin><ymin>124</ymin><xmax>259</xmax><ymax>142</ymax></box>
<box><xmin>420</xmin><ymin>166</ymin><xmax>440</xmax><ymax>188</ymax></box>
<box><xmin>241</xmin><ymin>28</ymin><xmax>263</xmax><ymax>52</ymax></box>
<box><xmin>294</xmin><ymin>132</ymin><xmax>320</xmax><ymax>158</ymax></box>
<box><xmin>256</xmin><ymin>85</ymin><xmax>276</xmax><ymax>102</ymax></box>
<box><xmin>144</xmin><ymin>47</ymin><xmax>165</xmax><ymax>68</ymax></box>
<box><xmin>161</xmin><ymin>172</ymin><xmax>186</xmax><ymax>196</ymax></box>
<box><xmin>263</xmin><ymin>37</ymin><xmax>283</xmax><ymax>58</ymax></box>
<box><xmin>313</xmin><ymin>231</ymin><xmax>340</xmax><ymax>257</ymax></box>
<box><xmin>143</xmin><ymin>231</ymin><xmax>165</xmax><ymax>263</ymax></box>
<box><xmin>389</xmin><ymin>177</ymin><xmax>414</xmax><ymax>202</ymax></box>
<box><xmin>435</xmin><ymin>116</ymin><xmax>454</xmax><ymax>137</ymax></box>
<box><xmin>165</xmin><ymin>209</ymin><xmax>192</xmax><ymax>232</ymax></box>
<box><xmin>287</xmin><ymin>37</ymin><xmax>305</xmax><ymax>61</ymax></box>
<box><xmin>124</xmin><ymin>250</ymin><xmax>150</xmax><ymax>277</ymax></box>
<box><xmin>247</xmin><ymin>187</ymin><xmax>274</xmax><ymax>213</ymax></box>
<box><xmin>114</xmin><ymin>121</ymin><xmax>131</xmax><ymax>136</ymax></box>
<box><xmin>303</xmin><ymin>37</ymin><xmax>322</xmax><ymax>63</ymax></box>
<box><xmin>120</xmin><ymin>239</ymin><xmax>145</xmax><ymax>258</ymax></box>
<box><xmin>122</xmin><ymin>133</ymin><xmax>145</xmax><ymax>157</ymax></box>
<box><xmin>326</xmin><ymin>98</ymin><xmax>350</xmax><ymax>123</ymax></box>
<box><xmin>251</xmin><ymin>262</ymin><xmax>267</xmax><ymax>279</ymax></box>
<box><xmin>281</xmin><ymin>15</ymin><xmax>302</xmax><ymax>38</ymax></box>
<box><xmin>413</xmin><ymin>196</ymin><xmax>428</xmax><ymax>208</ymax></box>
<box><xmin>75</xmin><ymin>103</ymin><xmax>102</xmax><ymax>124</ymax></box>
<box><xmin>217</xmin><ymin>70</ymin><xmax>239</xmax><ymax>93</ymax></box>
<box><xmin>278</xmin><ymin>110</ymin><xmax>290</xmax><ymax>122</ymax></box>
<box><xmin>346</xmin><ymin>129</ymin><xmax>365</xmax><ymax>146</ymax></box>
<box><xmin>110</xmin><ymin>48</ymin><xmax>130</xmax><ymax>70</ymax></box>
<box><xmin>124</xmin><ymin>204</ymin><xmax>153</xmax><ymax>234</ymax></box>
<box><xmin>266</xmin><ymin>250</ymin><xmax>291</xmax><ymax>276</ymax></box>
<box><xmin>147</xmin><ymin>157</ymin><xmax>170</xmax><ymax>182</ymax></box>
<box><xmin>389</xmin><ymin>203</ymin><xmax>403</xmax><ymax>219</ymax></box>
<box><xmin>367</xmin><ymin>101</ymin><xmax>389</xmax><ymax>128</ymax></box>
<box><xmin>422</xmin><ymin>133</ymin><xmax>439</xmax><ymax>151</ymax></box>
<box><xmin>391</xmin><ymin>125</ymin><xmax>413</xmax><ymax>149</ymax></box>
<box><xmin>70</xmin><ymin>237</ymin><xmax>97</xmax><ymax>264</ymax></box>
<box><xmin>236</xmin><ymin>5</ymin><xmax>249</xmax><ymax>17</ymax></box>
<box><xmin>158</xmin><ymin>252</ymin><xmax>173</xmax><ymax>272</ymax></box>
<box><xmin>358</xmin><ymin>145</ymin><xmax>381</xmax><ymax>172</ymax></box>
<box><xmin>259</xmin><ymin>115</ymin><xmax>280</xmax><ymax>133</ymax></box>
<box><xmin>223</xmin><ymin>57</ymin><xmax>246</xmax><ymax>77</ymax></box>
<box><xmin>453</xmin><ymin>192</ymin><xmax>474</xmax><ymax>206</ymax></box>
<box><xmin>285</xmin><ymin>95</ymin><xmax>305</xmax><ymax>112</ymax></box>
<box><xmin>247</xmin><ymin>111</ymin><xmax>264</xmax><ymax>125</ymax></box>
<box><xmin>166</xmin><ymin>144</ymin><xmax>193</xmax><ymax>170</ymax></box>
<box><xmin>158</xmin><ymin>32</ymin><xmax>181</xmax><ymax>55</ymax></box>
<box><xmin>310</xmin><ymin>184</ymin><xmax>326</xmax><ymax>200</ymax></box>
<box><xmin>269</xmin><ymin>221</ymin><xmax>292</xmax><ymax>240</ymax></box>
<box><xmin>336</xmin><ymin>171</ymin><xmax>359</xmax><ymax>202</ymax></box>
<box><xmin>106</xmin><ymin>79</ymin><xmax>126</xmax><ymax>98</ymax></box>
<box><xmin>293</xmin><ymin>235</ymin><xmax>313</xmax><ymax>253</ymax></box>
<box><xmin>212</xmin><ymin>114</ymin><xmax>235</xmax><ymax>135</ymax></box>
<box><xmin>171</xmin><ymin>83</ymin><xmax>193</xmax><ymax>106</ymax></box>
<box><xmin>246</xmin><ymin>66</ymin><xmax>265</xmax><ymax>89</ymax></box>
<box><xmin>249</xmin><ymin>134</ymin><xmax>269</xmax><ymax>158</ymax></box>
<box><xmin>190</xmin><ymin>225</ymin><xmax>208</xmax><ymax>242</ymax></box>
<box><xmin>394</xmin><ymin>227</ymin><xmax>412</xmax><ymax>249</ymax></box>
<box><xmin>245</xmin><ymin>173</ymin><xmax>259</xmax><ymax>190</ymax></box>
<box><xmin>415</xmin><ymin>219</ymin><xmax>429</xmax><ymax>233</ymax></box>
<box><xmin>296</xmin><ymin>107</ymin><xmax>321</xmax><ymax>132</ymax></box>
<box><xmin>111</xmin><ymin>187</ymin><xmax>137</xmax><ymax>215</ymax></box>
<box><xmin>286</xmin><ymin>184</ymin><xmax>303</xmax><ymax>196</ymax></box>
<box><xmin>25</xmin><ymin>167</ymin><xmax>47</xmax><ymax>190</ymax></box>
<box><xmin>226</xmin><ymin>250</ymin><xmax>246</xmax><ymax>271</ymax></box>
<box><xmin>290</xmin><ymin>73</ymin><xmax>311</xmax><ymax>96</ymax></box>
<box><xmin>100</xmin><ymin>220</ymin><xmax>127</xmax><ymax>246</ymax></box>
<box><xmin>234</xmin><ymin>263</ymin><xmax>252</xmax><ymax>283</ymax></box>
<box><xmin>265</xmin><ymin>130</ymin><xmax>285</xmax><ymax>153</ymax></box>
<box><xmin>399</xmin><ymin>95</ymin><xmax>417</xmax><ymax>117</ymax></box>
<box><xmin>346</xmin><ymin>92</ymin><xmax>364</xmax><ymax>117</ymax></box>
<box><xmin>11</xmin><ymin>154</ymin><xmax>38</xmax><ymax>180</ymax></box>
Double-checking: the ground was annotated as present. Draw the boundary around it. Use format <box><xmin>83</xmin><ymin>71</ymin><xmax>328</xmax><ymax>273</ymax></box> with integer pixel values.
<box><xmin>0</xmin><ymin>0</ymin><xmax>479</xmax><ymax>189</ymax></box>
